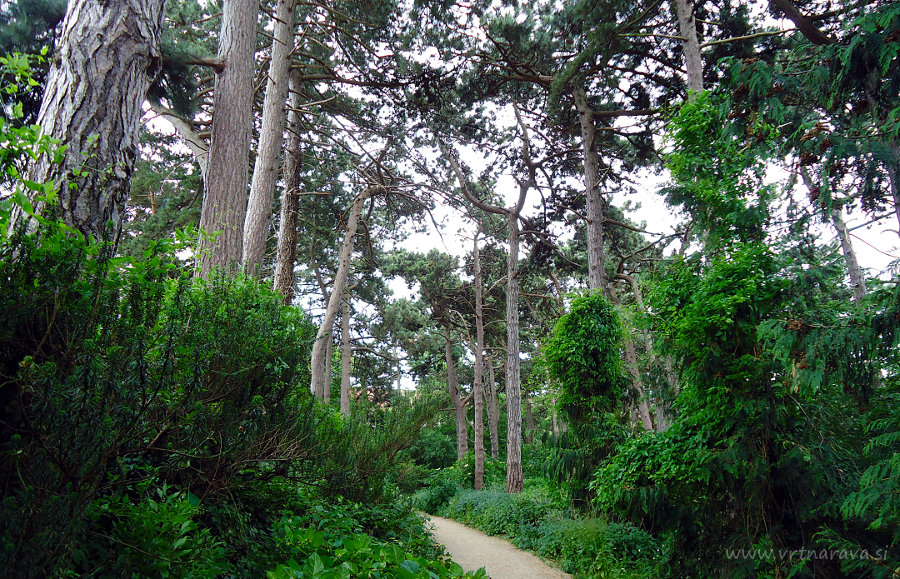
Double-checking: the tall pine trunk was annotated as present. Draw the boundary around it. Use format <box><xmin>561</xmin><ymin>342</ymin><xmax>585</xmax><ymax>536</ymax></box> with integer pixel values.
<box><xmin>273</xmin><ymin>69</ymin><xmax>304</xmax><ymax>302</ymax></box>
<box><xmin>472</xmin><ymin>235</ymin><xmax>486</xmax><ymax>490</ymax></box>
<box><xmin>340</xmin><ymin>291</ymin><xmax>352</xmax><ymax>415</ymax></box>
<box><xmin>573</xmin><ymin>86</ymin><xmax>607</xmax><ymax>291</ymax></box>
<box><xmin>487</xmin><ymin>355</ymin><xmax>500</xmax><ymax>459</ymax></box>
<box><xmin>197</xmin><ymin>0</ymin><xmax>258</xmax><ymax>276</ymax></box>
<box><xmin>674</xmin><ymin>0</ymin><xmax>704</xmax><ymax>94</ymax></box>
<box><xmin>505</xmin><ymin>209</ymin><xmax>524</xmax><ymax>493</ymax></box>
<box><xmin>445</xmin><ymin>325</ymin><xmax>469</xmax><ymax>460</ymax></box>
<box><xmin>309</xmin><ymin>188</ymin><xmax>378</xmax><ymax>397</ymax></box>
<box><xmin>27</xmin><ymin>0</ymin><xmax>166</xmax><ymax>241</ymax></box>
<box><xmin>243</xmin><ymin>0</ymin><xmax>297</xmax><ymax>273</ymax></box>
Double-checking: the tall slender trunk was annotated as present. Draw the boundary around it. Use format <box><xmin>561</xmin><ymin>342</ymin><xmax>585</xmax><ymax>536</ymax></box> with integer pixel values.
<box><xmin>445</xmin><ymin>325</ymin><xmax>469</xmax><ymax>460</ymax></box>
<box><xmin>26</xmin><ymin>0</ymin><xmax>166</xmax><ymax>241</ymax></box>
<box><xmin>888</xmin><ymin>142</ymin><xmax>900</xmax><ymax>237</ymax></box>
<box><xmin>505</xmin><ymin>209</ymin><xmax>524</xmax><ymax>493</ymax></box>
<box><xmin>800</xmin><ymin>169</ymin><xmax>867</xmax><ymax>302</ymax></box>
<box><xmin>831</xmin><ymin>207</ymin><xmax>867</xmax><ymax>302</ymax></box>
<box><xmin>487</xmin><ymin>356</ymin><xmax>500</xmax><ymax>459</ymax></box>
<box><xmin>551</xmin><ymin>393</ymin><xmax>559</xmax><ymax>437</ymax></box>
<box><xmin>323</xmin><ymin>336</ymin><xmax>333</xmax><ymax>403</ymax></box>
<box><xmin>197</xmin><ymin>0</ymin><xmax>259</xmax><ymax>276</ymax></box>
<box><xmin>674</xmin><ymin>0</ymin><xmax>704</xmax><ymax>94</ymax></box>
<box><xmin>572</xmin><ymin>86</ymin><xmax>606</xmax><ymax>290</ymax></box>
<box><xmin>273</xmin><ymin>69</ymin><xmax>304</xmax><ymax>302</ymax></box>
<box><xmin>623</xmin><ymin>333</ymin><xmax>654</xmax><ymax>430</ymax></box>
<box><xmin>340</xmin><ymin>291</ymin><xmax>352</xmax><ymax>415</ymax></box>
<box><xmin>243</xmin><ymin>0</ymin><xmax>297</xmax><ymax>273</ymax></box>
<box><xmin>309</xmin><ymin>187</ymin><xmax>378</xmax><ymax>397</ymax></box>
<box><xmin>473</xmin><ymin>235</ymin><xmax>486</xmax><ymax>489</ymax></box>
<box><xmin>524</xmin><ymin>388</ymin><xmax>534</xmax><ymax>445</ymax></box>
<box><xmin>607</xmin><ymin>289</ymin><xmax>654</xmax><ymax>430</ymax></box>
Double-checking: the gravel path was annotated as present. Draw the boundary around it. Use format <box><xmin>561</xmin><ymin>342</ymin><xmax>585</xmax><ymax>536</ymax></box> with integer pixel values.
<box><xmin>426</xmin><ymin>515</ymin><xmax>571</xmax><ymax>579</ymax></box>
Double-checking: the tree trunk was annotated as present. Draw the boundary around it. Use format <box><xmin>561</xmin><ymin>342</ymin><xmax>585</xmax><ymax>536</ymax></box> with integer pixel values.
<box><xmin>674</xmin><ymin>0</ymin><xmax>704</xmax><ymax>94</ymax></box>
<box><xmin>887</xmin><ymin>142</ymin><xmax>900</xmax><ymax>238</ymax></box>
<box><xmin>487</xmin><ymin>355</ymin><xmax>500</xmax><ymax>460</ymax></box>
<box><xmin>572</xmin><ymin>86</ymin><xmax>607</xmax><ymax>291</ymax></box>
<box><xmin>273</xmin><ymin>69</ymin><xmax>304</xmax><ymax>302</ymax></box>
<box><xmin>524</xmin><ymin>388</ymin><xmax>534</xmax><ymax>445</ymax></box>
<box><xmin>309</xmin><ymin>187</ymin><xmax>378</xmax><ymax>397</ymax></box>
<box><xmin>148</xmin><ymin>102</ymin><xmax>209</xmax><ymax>180</ymax></box>
<box><xmin>323</xmin><ymin>334</ymin><xmax>333</xmax><ymax>402</ymax></box>
<box><xmin>196</xmin><ymin>0</ymin><xmax>258</xmax><ymax>276</ymax></box>
<box><xmin>26</xmin><ymin>0</ymin><xmax>166</xmax><ymax>241</ymax></box>
<box><xmin>505</xmin><ymin>209</ymin><xmax>524</xmax><ymax>493</ymax></box>
<box><xmin>340</xmin><ymin>291</ymin><xmax>352</xmax><ymax>415</ymax></box>
<box><xmin>472</xmin><ymin>235</ymin><xmax>486</xmax><ymax>490</ymax></box>
<box><xmin>445</xmin><ymin>325</ymin><xmax>469</xmax><ymax>461</ymax></box>
<box><xmin>623</xmin><ymin>332</ymin><xmax>654</xmax><ymax>430</ymax></box>
<box><xmin>551</xmin><ymin>393</ymin><xmax>559</xmax><ymax>437</ymax></box>
<box><xmin>243</xmin><ymin>0</ymin><xmax>297</xmax><ymax>274</ymax></box>
<box><xmin>800</xmin><ymin>169</ymin><xmax>867</xmax><ymax>302</ymax></box>
<box><xmin>831</xmin><ymin>207</ymin><xmax>867</xmax><ymax>302</ymax></box>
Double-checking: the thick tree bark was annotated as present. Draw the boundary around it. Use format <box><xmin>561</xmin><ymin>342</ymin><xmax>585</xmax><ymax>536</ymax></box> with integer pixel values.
<box><xmin>572</xmin><ymin>86</ymin><xmax>607</xmax><ymax>291</ymax></box>
<box><xmin>273</xmin><ymin>69</ymin><xmax>304</xmax><ymax>302</ymax></box>
<box><xmin>340</xmin><ymin>291</ymin><xmax>352</xmax><ymax>415</ymax></box>
<box><xmin>196</xmin><ymin>0</ymin><xmax>258</xmax><ymax>276</ymax></box>
<box><xmin>445</xmin><ymin>325</ymin><xmax>469</xmax><ymax>461</ymax></box>
<box><xmin>27</xmin><ymin>0</ymin><xmax>166</xmax><ymax>241</ymax></box>
<box><xmin>831</xmin><ymin>208</ymin><xmax>867</xmax><ymax>302</ymax></box>
<box><xmin>309</xmin><ymin>187</ymin><xmax>379</xmax><ymax>398</ymax></box>
<box><xmin>674</xmin><ymin>0</ymin><xmax>704</xmax><ymax>94</ymax></box>
<box><xmin>472</xmin><ymin>235</ymin><xmax>486</xmax><ymax>490</ymax></box>
<box><xmin>243</xmin><ymin>0</ymin><xmax>297</xmax><ymax>273</ymax></box>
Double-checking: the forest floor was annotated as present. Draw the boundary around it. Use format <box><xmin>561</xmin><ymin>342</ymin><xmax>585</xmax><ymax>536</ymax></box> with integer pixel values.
<box><xmin>426</xmin><ymin>515</ymin><xmax>571</xmax><ymax>579</ymax></box>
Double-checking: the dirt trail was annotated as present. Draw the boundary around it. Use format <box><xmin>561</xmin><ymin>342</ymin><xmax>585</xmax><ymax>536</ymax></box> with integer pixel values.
<box><xmin>426</xmin><ymin>515</ymin><xmax>571</xmax><ymax>579</ymax></box>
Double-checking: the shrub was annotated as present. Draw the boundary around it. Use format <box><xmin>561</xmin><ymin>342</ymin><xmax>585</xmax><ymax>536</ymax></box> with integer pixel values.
<box><xmin>439</xmin><ymin>485</ymin><xmax>662</xmax><ymax>577</ymax></box>
<box><xmin>268</xmin><ymin>495</ymin><xmax>487</xmax><ymax>578</ymax></box>
<box><xmin>0</xmin><ymin>200</ymin><xmax>325</xmax><ymax>574</ymax></box>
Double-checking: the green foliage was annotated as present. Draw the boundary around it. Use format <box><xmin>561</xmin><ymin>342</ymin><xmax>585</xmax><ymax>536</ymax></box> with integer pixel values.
<box><xmin>407</xmin><ymin>428</ymin><xmax>457</xmax><ymax>470</ymax></box>
<box><xmin>86</xmin><ymin>485</ymin><xmax>227</xmax><ymax>578</ymax></box>
<box><xmin>663</xmin><ymin>91</ymin><xmax>773</xmax><ymax>244</ymax></box>
<box><xmin>0</xmin><ymin>191</ymin><xmax>327</xmax><ymax>574</ymax></box>
<box><xmin>0</xmin><ymin>1</ymin><xmax>64</xmax><ymax>122</ymax></box>
<box><xmin>541</xmin><ymin>293</ymin><xmax>628</xmax><ymax>505</ymax></box>
<box><xmin>439</xmin><ymin>484</ymin><xmax>662</xmax><ymax>577</ymax></box>
<box><xmin>408</xmin><ymin>471</ymin><xmax>461</xmax><ymax>514</ymax></box>
<box><xmin>543</xmin><ymin>292</ymin><xmax>625</xmax><ymax>423</ymax></box>
<box><xmin>268</xmin><ymin>497</ymin><xmax>485</xmax><ymax>578</ymax></box>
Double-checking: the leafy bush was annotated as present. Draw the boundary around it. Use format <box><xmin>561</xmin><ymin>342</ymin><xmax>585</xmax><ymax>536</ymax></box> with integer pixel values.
<box><xmin>268</xmin><ymin>495</ymin><xmax>487</xmax><ymax>578</ymax></box>
<box><xmin>407</xmin><ymin>428</ymin><xmax>456</xmax><ymax>470</ymax></box>
<box><xmin>0</xmin><ymin>193</ymin><xmax>330</xmax><ymax>575</ymax></box>
<box><xmin>438</xmin><ymin>485</ymin><xmax>661</xmax><ymax>577</ymax></box>
<box><xmin>408</xmin><ymin>470</ymin><xmax>461</xmax><ymax>513</ymax></box>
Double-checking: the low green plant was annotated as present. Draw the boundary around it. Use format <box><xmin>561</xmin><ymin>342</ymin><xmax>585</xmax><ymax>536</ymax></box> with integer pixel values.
<box><xmin>268</xmin><ymin>495</ymin><xmax>487</xmax><ymax>578</ymax></box>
